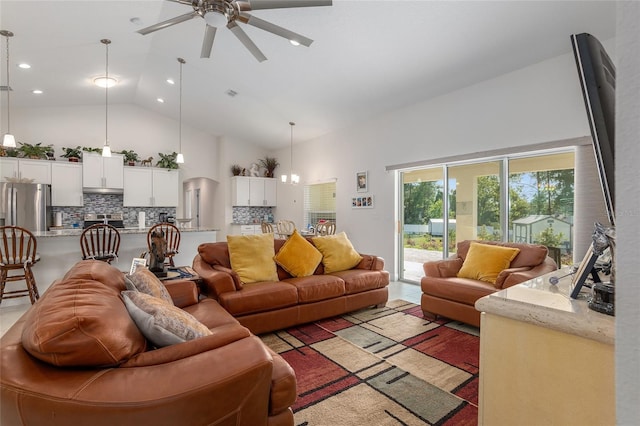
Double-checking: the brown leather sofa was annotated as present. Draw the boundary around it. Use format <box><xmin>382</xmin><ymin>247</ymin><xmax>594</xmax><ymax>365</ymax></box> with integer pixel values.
<box><xmin>0</xmin><ymin>260</ymin><xmax>296</xmax><ymax>426</ymax></box>
<box><xmin>192</xmin><ymin>239</ymin><xmax>390</xmax><ymax>335</ymax></box>
<box><xmin>421</xmin><ymin>240</ymin><xmax>558</xmax><ymax>327</ymax></box>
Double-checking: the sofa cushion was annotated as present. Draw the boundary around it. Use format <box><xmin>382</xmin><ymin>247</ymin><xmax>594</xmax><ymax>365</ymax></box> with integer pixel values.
<box><xmin>227</xmin><ymin>233</ymin><xmax>279</xmax><ymax>284</ymax></box>
<box><xmin>122</xmin><ymin>291</ymin><xmax>212</xmax><ymax>347</ymax></box>
<box><xmin>457</xmin><ymin>242</ymin><xmax>520</xmax><ymax>285</ymax></box>
<box><xmin>312</xmin><ymin>232</ymin><xmax>363</xmax><ymax>274</ymax></box>
<box><xmin>331</xmin><ymin>269</ymin><xmax>390</xmax><ymax>295</ymax></box>
<box><xmin>219</xmin><ymin>282</ymin><xmax>298</xmax><ymax>316</ymax></box>
<box><xmin>421</xmin><ymin>275</ymin><xmax>497</xmax><ymax>305</ymax></box>
<box><xmin>285</xmin><ymin>274</ymin><xmax>345</xmax><ymax>303</ymax></box>
<box><xmin>457</xmin><ymin>240</ymin><xmax>548</xmax><ymax>269</ymax></box>
<box><xmin>21</xmin><ymin>261</ymin><xmax>147</xmax><ymax>367</ymax></box>
<box><xmin>125</xmin><ymin>266</ymin><xmax>173</xmax><ymax>305</ymax></box>
<box><xmin>274</xmin><ymin>229</ymin><xmax>323</xmax><ymax>277</ymax></box>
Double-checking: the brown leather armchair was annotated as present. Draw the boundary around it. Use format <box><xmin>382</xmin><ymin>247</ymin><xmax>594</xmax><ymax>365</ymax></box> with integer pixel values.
<box><xmin>1</xmin><ymin>260</ymin><xmax>296</xmax><ymax>426</ymax></box>
<box><xmin>421</xmin><ymin>240</ymin><xmax>558</xmax><ymax>327</ymax></box>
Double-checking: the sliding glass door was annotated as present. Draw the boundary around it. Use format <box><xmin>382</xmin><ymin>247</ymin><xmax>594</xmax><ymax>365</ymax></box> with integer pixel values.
<box><xmin>398</xmin><ymin>150</ymin><xmax>575</xmax><ymax>283</ymax></box>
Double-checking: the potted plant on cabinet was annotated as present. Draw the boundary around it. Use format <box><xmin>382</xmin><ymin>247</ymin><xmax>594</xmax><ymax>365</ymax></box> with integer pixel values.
<box><xmin>231</xmin><ymin>164</ymin><xmax>242</xmax><ymax>176</ymax></box>
<box><xmin>156</xmin><ymin>152</ymin><xmax>179</xmax><ymax>169</ymax></box>
<box><xmin>17</xmin><ymin>142</ymin><xmax>53</xmax><ymax>160</ymax></box>
<box><xmin>82</xmin><ymin>146</ymin><xmax>103</xmax><ymax>154</ymax></box>
<box><xmin>258</xmin><ymin>156</ymin><xmax>279</xmax><ymax>178</ymax></box>
<box><xmin>118</xmin><ymin>150</ymin><xmax>140</xmax><ymax>166</ymax></box>
<box><xmin>61</xmin><ymin>146</ymin><xmax>83</xmax><ymax>162</ymax></box>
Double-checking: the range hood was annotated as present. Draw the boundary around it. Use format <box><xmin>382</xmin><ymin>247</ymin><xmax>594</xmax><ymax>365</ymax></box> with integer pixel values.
<box><xmin>82</xmin><ymin>187</ymin><xmax>124</xmax><ymax>195</ymax></box>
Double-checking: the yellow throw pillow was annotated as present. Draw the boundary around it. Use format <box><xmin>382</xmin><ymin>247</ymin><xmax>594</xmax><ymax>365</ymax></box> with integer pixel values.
<box><xmin>312</xmin><ymin>232</ymin><xmax>363</xmax><ymax>274</ymax></box>
<box><xmin>457</xmin><ymin>242</ymin><xmax>520</xmax><ymax>285</ymax></box>
<box><xmin>274</xmin><ymin>229</ymin><xmax>323</xmax><ymax>277</ymax></box>
<box><xmin>227</xmin><ymin>233</ymin><xmax>279</xmax><ymax>284</ymax></box>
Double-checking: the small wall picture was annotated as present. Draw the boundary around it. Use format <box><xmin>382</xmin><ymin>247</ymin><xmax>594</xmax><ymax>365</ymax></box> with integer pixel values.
<box><xmin>129</xmin><ymin>257</ymin><xmax>147</xmax><ymax>275</ymax></box>
<box><xmin>352</xmin><ymin>195</ymin><xmax>374</xmax><ymax>209</ymax></box>
<box><xmin>356</xmin><ymin>171</ymin><xmax>368</xmax><ymax>193</ymax></box>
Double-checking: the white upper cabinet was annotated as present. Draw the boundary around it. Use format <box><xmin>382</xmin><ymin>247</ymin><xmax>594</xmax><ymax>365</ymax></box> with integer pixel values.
<box><xmin>0</xmin><ymin>158</ymin><xmax>51</xmax><ymax>184</ymax></box>
<box><xmin>231</xmin><ymin>176</ymin><xmax>277</xmax><ymax>207</ymax></box>
<box><xmin>82</xmin><ymin>152</ymin><xmax>124</xmax><ymax>190</ymax></box>
<box><xmin>51</xmin><ymin>162</ymin><xmax>83</xmax><ymax>206</ymax></box>
<box><xmin>123</xmin><ymin>167</ymin><xmax>179</xmax><ymax>207</ymax></box>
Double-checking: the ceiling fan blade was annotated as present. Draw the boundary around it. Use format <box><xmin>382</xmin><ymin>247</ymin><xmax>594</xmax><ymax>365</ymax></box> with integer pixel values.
<box><xmin>240</xmin><ymin>13</ymin><xmax>313</xmax><ymax>47</ymax></box>
<box><xmin>165</xmin><ymin>0</ymin><xmax>195</xmax><ymax>5</ymax></box>
<box><xmin>137</xmin><ymin>12</ymin><xmax>199</xmax><ymax>35</ymax></box>
<box><xmin>227</xmin><ymin>21</ymin><xmax>267</xmax><ymax>62</ymax></box>
<box><xmin>240</xmin><ymin>0</ymin><xmax>332</xmax><ymax>10</ymax></box>
<box><xmin>201</xmin><ymin>25</ymin><xmax>217</xmax><ymax>58</ymax></box>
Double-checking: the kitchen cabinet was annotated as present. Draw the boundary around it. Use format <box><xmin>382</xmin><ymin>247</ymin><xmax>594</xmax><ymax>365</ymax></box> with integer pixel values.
<box><xmin>123</xmin><ymin>167</ymin><xmax>179</xmax><ymax>207</ymax></box>
<box><xmin>51</xmin><ymin>162</ymin><xmax>83</xmax><ymax>206</ymax></box>
<box><xmin>231</xmin><ymin>176</ymin><xmax>277</xmax><ymax>206</ymax></box>
<box><xmin>82</xmin><ymin>152</ymin><xmax>124</xmax><ymax>191</ymax></box>
<box><xmin>0</xmin><ymin>158</ymin><xmax>51</xmax><ymax>184</ymax></box>
<box><xmin>230</xmin><ymin>224</ymin><xmax>262</xmax><ymax>235</ymax></box>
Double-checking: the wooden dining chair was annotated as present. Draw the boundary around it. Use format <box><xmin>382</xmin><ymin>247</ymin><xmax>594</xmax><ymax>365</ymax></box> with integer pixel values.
<box><xmin>1</xmin><ymin>226</ymin><xmax>41</xmax><ymax>305</ymax></box>
<box><xmin>147</xmin><ymin>223</ymin><xmax>181</xmax><ymax>267</ymax></box>
<box><xmin>261</xmin><ymin>222</ymin><xmax>274</xmax><ymax>234</ymax></box>
<box><xmin>80</xmin><ymin>224</ymin><xmax>121</xmax><ymax>264</ymax></box>
<box><xmin>276</xmin><ymin>220</ymin><xmax>296</xmax><ymax>238</ymax></box>
<box><xmin>316</xmin><ymin>221</ymin><xmax>336</xmax><ymax>236</ymax></box>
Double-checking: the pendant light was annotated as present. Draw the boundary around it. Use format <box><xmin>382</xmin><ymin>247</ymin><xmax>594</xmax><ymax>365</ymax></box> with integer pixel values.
<box><xmin>1</xmin><ymin>30</ymin><xmax>16</xmax><ymax>148</ymax></box>
<box><xmin>176</xmin><ymin>57</ymin><xmax>185</xmax><ymax>164</ymax></box>
<box><xmin>100</xmin><ymin>39</ymin><xmax>112</xmax><ymax>157</ymax></box>
<box><xmin>281</xmin><ymin>122</ymin><xmax>299</xmax><ymax>184</ymax></box>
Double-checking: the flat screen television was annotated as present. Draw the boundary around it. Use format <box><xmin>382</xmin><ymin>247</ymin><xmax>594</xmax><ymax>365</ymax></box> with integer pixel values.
<box><xmin>571</xmin><ymin>33</ymin><xmax>616</xmax><ymax>226</ymax></box>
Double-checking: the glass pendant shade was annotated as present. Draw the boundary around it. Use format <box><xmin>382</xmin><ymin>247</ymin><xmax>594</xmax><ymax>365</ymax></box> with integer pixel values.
<box><xmin>2</xmin><ymin>134</ymin><xmax>16</xmax><ymax>148</ymax></box>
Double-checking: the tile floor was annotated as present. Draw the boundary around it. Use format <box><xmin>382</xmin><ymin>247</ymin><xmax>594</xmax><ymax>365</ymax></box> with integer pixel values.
<box><xmin>0</xmin><ymin>281</ymin><xmax>422</xmax><ymax>337</ymax></box>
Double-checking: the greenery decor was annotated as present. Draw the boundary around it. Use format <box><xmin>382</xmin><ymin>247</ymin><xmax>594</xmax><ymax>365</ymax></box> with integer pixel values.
<box><xmin>18</xmin><ymin>142</ymin><xmax>53</xmax><ymax>160</ymax></box>
<box><xmin>82</xmin><ymin>146</ymin><xmax>103</xmax><ymax>154</ymax></box>
<box><xmin>61</xmin><ymin>146</ymin><xmax>83</xmax><ymax>161</ymax></box>
<box><xmin>258</xmin><ymin>156</ymin><xmax>279</xmax><ymax>178</ymax></box>
<box><xmin>231</xmin><ymin>164</ymin><xmax>242</xmax><ymax>176</ymax></box>
<box><xmin>156</xmin><ymin>152</ymin><xmax>179</xmax><ymax>169</ymax></box>
<box><xmin>118</xmin><ymin>150</ymin><xmax>140</xmax><ymax>165</ymax></box>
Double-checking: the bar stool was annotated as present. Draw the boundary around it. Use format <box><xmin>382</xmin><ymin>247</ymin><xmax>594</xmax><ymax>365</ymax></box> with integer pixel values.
<box><xmin>147</xmin><ymin>223</ymin><xmax>181</xmax><ymax>267</ymax></box>
<box><xmin>80</xmin><ymin>224</ymin><xmax>121</xmax><ymax>264</ymax></box>
<box><xmin>0</xmin><ymin>226</ymin><xmax>40</xmax><ymax>305</ymax></box>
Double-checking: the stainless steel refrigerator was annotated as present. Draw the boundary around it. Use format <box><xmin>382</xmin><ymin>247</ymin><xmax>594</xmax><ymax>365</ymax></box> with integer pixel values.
<box><xmin>0</xmin><ymin>182</ymin><xmax>51</xmax><ymax>232</ymax></box>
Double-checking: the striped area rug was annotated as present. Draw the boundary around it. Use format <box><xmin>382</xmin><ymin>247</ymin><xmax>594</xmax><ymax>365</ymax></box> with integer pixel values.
<box><xmin>261</xmin><ymin>300</ymin><xmax>479</xmax><ymax>426</ymax></box>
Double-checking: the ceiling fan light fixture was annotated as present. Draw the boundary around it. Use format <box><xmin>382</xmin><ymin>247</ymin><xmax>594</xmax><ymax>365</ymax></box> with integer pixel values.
<box><xmin>204</xmin><ymin>11</ymin><xmax>227</xmax><ymax>27</ymax></box>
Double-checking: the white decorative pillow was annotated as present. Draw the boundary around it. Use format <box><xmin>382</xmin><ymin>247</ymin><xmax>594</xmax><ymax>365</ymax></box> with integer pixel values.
<box><xmin>121</xmin><ymin>291</ymin><xmax>211</xmax><ymax>347</ymax></box>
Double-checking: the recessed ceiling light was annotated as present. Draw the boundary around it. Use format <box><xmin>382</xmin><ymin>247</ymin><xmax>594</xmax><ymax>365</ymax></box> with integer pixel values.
<box><xmin>289</xmin><ymin>40</ymin><xmax>301</xmax><ymax>46</ymax></box>
<box><xmin>18</xmin><ymin>63</ymin><xmax>31</xmax><ymax>69</ymax></box>
<box><xmin>32</xmin><ymin>89</ymin><xmax>43</xmax><ymax>94</ymax></box>
<box><xmin>166</xmin><ymin>78</ymin><xmax>175</xmax><ymax>85</ymax></box>
<box><xmin>157</xmin><ymin>98</ymin><xmax>165</xmax><ymax>103</ymax></box>
<box><xmin>93</xmin><ymin>77</ymin><xmax>117</xmax><ymax>88</ymax></box>
<box><xmin>130</xmin><ymin>17</ymin><xmax>142</xmax><ymax>25</ymax></box>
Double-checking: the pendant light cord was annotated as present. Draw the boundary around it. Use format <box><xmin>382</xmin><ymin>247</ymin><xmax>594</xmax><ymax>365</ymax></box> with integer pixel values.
<box><xmin>3</xmin><ymin>31</ymin><xmax>12</xmax><ymax>134</ymax></box>
<box><xmin>101</xmin><ymin>39</ymin><xmax>111</xmax><ymax>147</ymax></box>
<box><xmin>289</xmin><ymin>121</ymin><xmax>295</xmax><ymax>179</ymax></box>
<box><xmin>178</xmin><ymin>58</ymin><xmax>185</xmax><ymax>153</ymax></box>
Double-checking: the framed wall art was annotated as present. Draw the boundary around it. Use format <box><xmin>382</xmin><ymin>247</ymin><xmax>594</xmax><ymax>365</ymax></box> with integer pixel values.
<box><xmin>356</xmin><ymin>171</ymin><xmax>368</xmax><ymax>193</ymax></box>
<box><xmin>570</xmin><ymin>244</ymin><xmax>599</xmax><ymax>299</ymax></box>
<box><xmin>352</xmin><ymin>195</ymin><xmax>374</xmax><ymax>209</ymax></box>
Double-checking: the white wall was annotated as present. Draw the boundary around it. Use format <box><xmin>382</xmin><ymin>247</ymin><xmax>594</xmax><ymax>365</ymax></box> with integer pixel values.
<box><xmin>275</xmin><ymin>51</ymin><xmax>593</xmax><ymax>279</ymax></box>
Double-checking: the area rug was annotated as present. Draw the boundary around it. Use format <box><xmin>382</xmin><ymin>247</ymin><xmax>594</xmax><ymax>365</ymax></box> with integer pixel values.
<box><xmin>260</xmin><ymin>300</ymin><xmax>479</xmax><ymax>426</ymax></box>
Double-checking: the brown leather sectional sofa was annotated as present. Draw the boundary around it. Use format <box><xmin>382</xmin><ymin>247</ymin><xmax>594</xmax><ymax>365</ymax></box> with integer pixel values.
<box><xmin>421</xmin><ymin>240</ymin><xmax>558</xmax><ymax>327</ymax></box>
<box><xmin>0</xmin><ymin>260</ymin><xmax>296</xmax><ymax>426</ymax></box>
<box><xmin>193</xmin><ymin>239</ymin><xmax>390</xmax><ymax>335</ymax></box>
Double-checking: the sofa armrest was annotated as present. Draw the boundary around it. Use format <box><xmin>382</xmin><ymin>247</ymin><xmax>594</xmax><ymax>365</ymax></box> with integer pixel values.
<box><xmin>498</xmin><ymin>256</ymin><xmax>559</xmax><ymax>289</ymax></box>
<box><xmin>423</xmin><ymin>258</ymin><xmax>464</xmax><ymax>278</ymax></box>
<box><xmin>164</xmin><ymin>280</ymin><xmax>199</xmax><ymax>308</ymax></box>
<box><xmin>355</xmin><ymin>254</ymin><xmax>385</xmax><ymax>271</ymax></box>
<box><xmin>120</xmin><ymin>323</ymin><xmax>251</xmax><ymax>368</ymax></box>
<box><xmin>193</xmin><ymin>255</ymin><xmax>239</xmax><ymax>298</ymax></box>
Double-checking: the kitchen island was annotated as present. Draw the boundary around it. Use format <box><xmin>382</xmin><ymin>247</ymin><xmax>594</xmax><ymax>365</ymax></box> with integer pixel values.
<box><xmin>1</xmin><ymin>227</ymin><xmax>217</xmax><ymax>308</ymax></box>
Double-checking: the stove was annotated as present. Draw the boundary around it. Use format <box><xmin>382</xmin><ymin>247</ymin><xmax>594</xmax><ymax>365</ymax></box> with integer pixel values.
<box><xmin>83</xmin><ymin>213</ymin><xmax>125</xmax><ymax>229</ymax></box>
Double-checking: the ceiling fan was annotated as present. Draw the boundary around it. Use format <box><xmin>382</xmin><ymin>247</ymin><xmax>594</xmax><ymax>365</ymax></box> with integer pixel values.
<box><xmin>138</xmin><ymin>0</ymin><xmax>332</xmax><ymax>62</ymax></box>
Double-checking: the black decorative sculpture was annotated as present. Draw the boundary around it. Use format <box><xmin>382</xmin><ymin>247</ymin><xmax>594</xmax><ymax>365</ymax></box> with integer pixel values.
<box><xmin>148</xmin><ymin>230</ymin><xmax>168</xmax><ymax>277</ymax></box>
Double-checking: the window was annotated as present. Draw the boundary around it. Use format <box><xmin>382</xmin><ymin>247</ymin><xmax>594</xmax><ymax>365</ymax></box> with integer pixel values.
<box><xmin>304</xmin><ymin>181</ymin><xmax>336</xmax><ymax>231</ymax></box>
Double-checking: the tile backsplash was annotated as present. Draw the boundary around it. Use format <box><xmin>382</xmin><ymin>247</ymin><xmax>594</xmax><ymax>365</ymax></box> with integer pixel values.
<box><xmin>232</xmin><ymin>206</ymin><xmax>274</xmax><ymax>224</ymax></box>
<box><xmin>51</xmin><ymin>194</ymin><xmax>176</xmax><ymax>228</ymax></box>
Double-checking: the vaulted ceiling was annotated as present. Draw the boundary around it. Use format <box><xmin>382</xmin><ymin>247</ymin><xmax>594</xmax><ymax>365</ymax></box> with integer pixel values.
<box><xmin>0</xmin><ymin>1</ymin><xmax>616</xmax><ymax>149</ymax></box>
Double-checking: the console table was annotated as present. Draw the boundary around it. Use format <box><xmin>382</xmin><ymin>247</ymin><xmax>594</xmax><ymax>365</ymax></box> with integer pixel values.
<box><xmin>475</xmin><ymin>268</ymin><xmax>614</xmax><ymax>426</ymax></box>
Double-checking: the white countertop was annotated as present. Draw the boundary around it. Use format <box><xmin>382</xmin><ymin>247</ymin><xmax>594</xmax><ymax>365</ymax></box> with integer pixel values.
<box><xmin>475</xmin><ymin>268</ymin><xmax>615</xmax><ymax>345</ymax></box>
<box><xmin>34</xmin><ymin>227</ymin><xmax>218</xmax><ymax>238</ymax></box>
